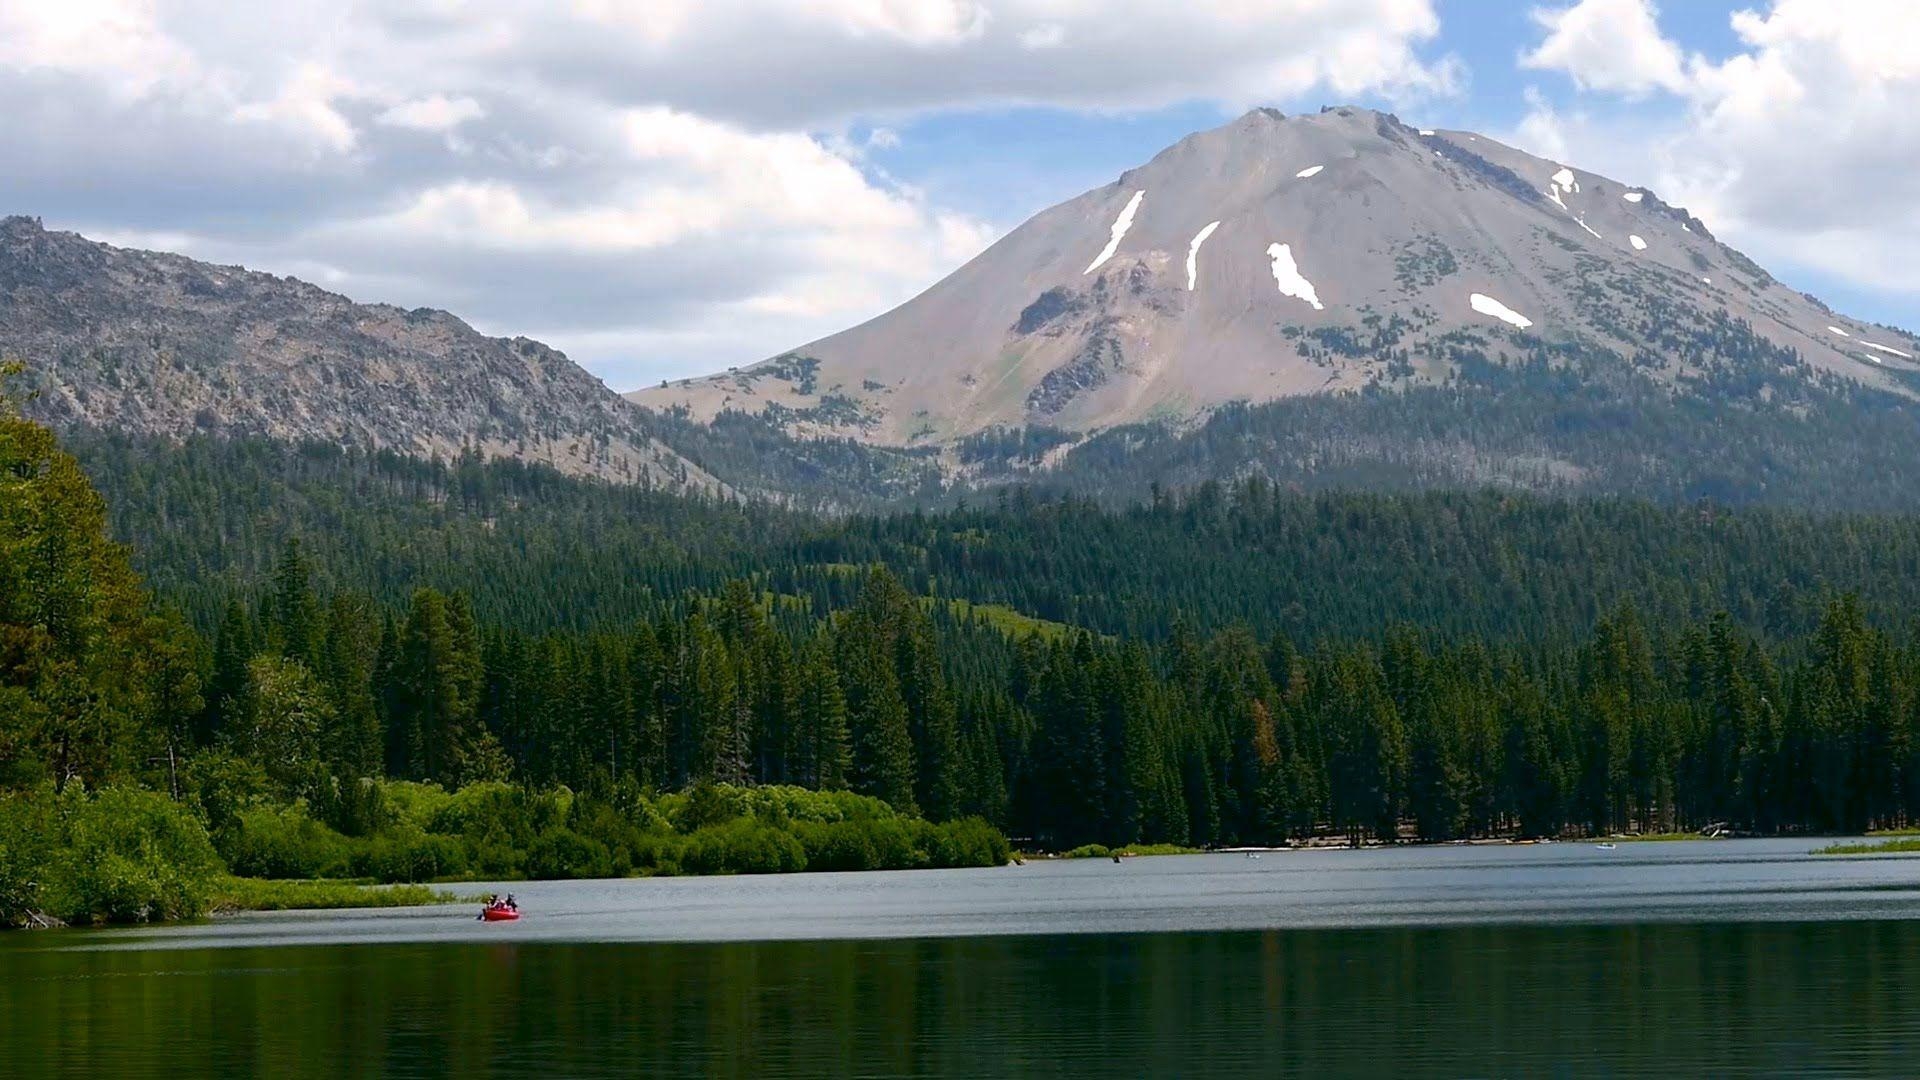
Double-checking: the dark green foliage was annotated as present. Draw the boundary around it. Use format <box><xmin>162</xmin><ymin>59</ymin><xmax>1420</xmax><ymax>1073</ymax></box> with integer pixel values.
<box><xmin>37</xmin><ymin>397</ymin><xmax>1920</xmax><ymax>934</ymax></box>
<box><xmin>200</xmin><ymin>781</ymin><xmax>1006</xmax><ymax>885</ymax></box>
<box><xmin>0</xmin><ymin>785</ymin><xmax>221</xmax><ymax>926</ymax></box>
<box><xmin>0</xmin><ymin>414</ymin><xmax>201</xmax><ymax>790</ymax></box>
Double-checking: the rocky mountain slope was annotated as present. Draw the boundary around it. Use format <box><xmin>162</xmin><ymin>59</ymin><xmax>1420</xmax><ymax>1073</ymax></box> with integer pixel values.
<box><xmin>0</xmin><ymin>216</ymin><xmax>719</xmax><ymax>488</ymax></box>
<box><xmin>630</xmin><ymin>106</ymin><xmax>1920</xmax><ymax>454</ymax></box>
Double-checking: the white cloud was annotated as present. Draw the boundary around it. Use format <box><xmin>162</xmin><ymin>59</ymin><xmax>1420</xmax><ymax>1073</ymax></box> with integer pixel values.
<box><xmin>0</xmin><ymin>0</ymin><xmax>1455</xmax><ymax>388</ymax></box>
<box><xmin>230</xmin><ymin>63</ymin><xmax>360</xmax><ymax>154</ymax></box>
<box><xmin>0</xmin><ymin>0</ymin><xmax>199</xmax><ymax>101</ymax></box>
<box><xmin>1520</xmin><ymin>0</ymin><xmax>1688</xmax><ymax>97</ymax></box>
<box><xmin>377</xmin><ymin>94</ymin><xmax>485</xmax><ymax>133</ymax></box>
<box><xmin>1018</xmin><ymin>23</ymin><xmax>1065</xmax><ymax>50</ymax></box>
<box><xmin>1512</xmin><ymin>87</ymin><xmax>1572</xmax><ymax>163</ymax></box>
<box><xmin>1518</xmin><ymin>0</ymin><xmax>1920</xmax><ymax>318</ymax></box>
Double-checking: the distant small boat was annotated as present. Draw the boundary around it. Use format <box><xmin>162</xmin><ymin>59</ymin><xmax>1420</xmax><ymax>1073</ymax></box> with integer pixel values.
<box><xmin>1245</xmin><ymin>853</ymin><xmax>1261</xmax><ymax>860</ymax></box>
<box><xmin>479</xmin><ymin>904</ymin><xmax>521</xmax><ymax>922</ymax></box>
<box><xmin>1594</xmin><ymin>843</ymin><xmax>1617</xmax><ymax>851</ymax></box>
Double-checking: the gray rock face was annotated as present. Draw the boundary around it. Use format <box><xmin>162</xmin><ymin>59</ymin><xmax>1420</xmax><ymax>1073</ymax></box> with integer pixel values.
<box><xmin>0</xmin><ymin>216</ymin><xmax>713</xmax><ymax>488</ymax></box>
<box><xmin>629</xmin><ymin>106</ymin><xmax>1920</xmax><ymax>448</ymax></box>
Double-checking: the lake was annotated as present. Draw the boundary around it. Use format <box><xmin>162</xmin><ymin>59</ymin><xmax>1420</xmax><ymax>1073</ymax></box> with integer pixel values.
<box><xmin>8</xmin><ymin>840</ymin><xmax>1920</xmax><ymax>1077</ymax></box>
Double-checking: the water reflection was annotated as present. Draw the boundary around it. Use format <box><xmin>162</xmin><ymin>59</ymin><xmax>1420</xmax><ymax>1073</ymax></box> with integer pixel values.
<box><xmin>7</xmin><ymin>922</ymin><xmax>1920</xmax><ymax>1077</ymax></box>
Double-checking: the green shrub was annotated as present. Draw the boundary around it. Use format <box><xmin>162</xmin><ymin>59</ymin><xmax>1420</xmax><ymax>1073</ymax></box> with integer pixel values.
<box><xmin>0</xmin><ymin>788</ymin><xmax>57</xmax><ymax>925</ymax></box>
<box><xmin>793</xmin><ymin>820</ymin><xmax>882</xmax><ymax>871</ymax></box>
<box><xmin>182</xmin><ymin>751</ymin><xmax>271</xmax><ymax>840</ymax></box>
<box><xmin>524</xmin><ymin>829</ymin><xmax>613</xmax><ymax>880</ymax></box>
<box><xmin>308</xmin><ymin>775</ymin><xmax>393</xmax><ymax>837</ymax></box>
<box><xmin>680</xmin><ymin>819</ymin><xmax>808</xmax><ymax>875</ymax></box>
<box><xmin>377</xmin><ymin>780</ymin><xmax>456</xmax><ymax>830</ymax></box>
<box><xmin>356</xmin><ymin>823</ymin><xmax>469</xmax><ymax>883</ymax></box>
<box><xmin>47</xmin><ymin>787</ymin><xmax>222</xmax><ymax>925</ymax></box>
<box><xmin>209</xmin><ymin>877</ymin><xmax>469</xmax><ymax>912</ymax></box>
<box><xmin>862</xmin><ymin>817</ymin><xmax>926</xmax><ymax>870</ymax></box>
<box><xmin>222</xmin><ymin>804</ymin><xmax>353</xmax><ymax>879</ymax></box>
<box><xmin>927</xmin><ymin>818</ymin><xmax>1011</xmax><ymax>868</ymax></box>
<box><xmin>667</xmin><ymin>782</ymin><xmax>753</xmax><ymax>832</ymax></box>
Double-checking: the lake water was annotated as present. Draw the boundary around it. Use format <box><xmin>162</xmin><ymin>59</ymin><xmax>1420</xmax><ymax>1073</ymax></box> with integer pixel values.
<box><xmin>8</xmin><ymin>840</ymin><xmax>1920</xmax><ymax>1076</ymax></box>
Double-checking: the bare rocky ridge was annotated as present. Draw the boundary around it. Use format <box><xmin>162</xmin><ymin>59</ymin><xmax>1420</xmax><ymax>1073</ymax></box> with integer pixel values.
<box><xmin>629</xmin><ymin>106</ymin><xmax>1920</xmax><ymax>451</ymax></box>
<box><xmin>0</xmin><ymin>216</ymin><xmax>719</xmax><ymax>489</ymax></box>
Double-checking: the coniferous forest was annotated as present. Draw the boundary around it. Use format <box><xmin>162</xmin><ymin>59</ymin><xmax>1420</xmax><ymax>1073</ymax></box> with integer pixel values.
<box><xmin>17</xmin><ymin>401</ymin><xmax>1920</xmax><ymax>924</ymax></box>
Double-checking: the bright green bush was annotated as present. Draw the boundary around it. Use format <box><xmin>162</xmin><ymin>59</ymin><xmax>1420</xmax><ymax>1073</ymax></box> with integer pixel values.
<box><xmin>378</xmin><ymin>781</ymin><xmax>457</xmax><ymax>830</ymax></box>
<box><xmin>355</xmin><ymin>823</ymin><xmax>469</xmax><ymax>883</ymax></box>
<box><xmin>41</xmin><ymin>787</ymin><xmax>221</xmax><ymax>925</ymax></box>
<box><xmin>524</xmin><ymin>829</ymin><xmax>613</xmax><ymax>880</ymax></box>
<box><xmin>182</xmin><ymin>752</ymin><xmax>273</xmax><ymax>840</ymax></box>
<box><xmin>209</xmin><ymin>876</ymin><xmax>469</xmax><ymax>912</ymax></box>
<box><xmin>221</xmin><ymin>804</ymin><xmax>353</xmax><ymax>880</ymax></box>
<box><xmin>680</xmin><ymin>819</ymin><xmax>808</xmax><ymax>875</ymax></box>
<box><xmin>927</xmin><ymin>818</ymin><xmax>1011</xmax><ymax>868</ymax></box>
<box><xmin>0</xmin><ymin>788</ymin><xmax>57</xmax><ymax>925</ymax></box>
<box><xmin>793</xmin><ymin>820</ymin><xmax>883</xmax><ymax>871</ymax></box>
<box><xmin>0</xmin><ymin>776</ymin><xmax>1010</xmax><ymax>922</ymax></box>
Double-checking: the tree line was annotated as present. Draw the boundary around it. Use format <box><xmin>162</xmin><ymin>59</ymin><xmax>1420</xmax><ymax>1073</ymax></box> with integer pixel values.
<box><xmin>194</xmin><ymin>537</ymin><xmax>1920</xmax><ymax>850</ymax></box>
<box><xmin>18</xmin><ymin>403</ymin><xmax>1920</xmax><ymax>866</ymax></box>
<box><xmin>70</xmin><ymin>428</ymin><xmax>1920</xmax><ymax>654</ymax></box>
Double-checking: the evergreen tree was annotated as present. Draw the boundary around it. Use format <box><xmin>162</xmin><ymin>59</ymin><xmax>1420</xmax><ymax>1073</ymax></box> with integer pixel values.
<box><xmin>270</xmin><ymin>538</ymin><xmax>322</xmax><ymax>669</ymax></box>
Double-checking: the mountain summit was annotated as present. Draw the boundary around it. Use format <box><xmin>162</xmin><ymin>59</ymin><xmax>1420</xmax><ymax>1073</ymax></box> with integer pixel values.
<box><xmin>0</xmin><ymin>216</ymin><xmax>719</xmax><ymax>488</ymax></box>
<box><xmin>630</xmin><ymin>106</ymin><xmax>1918</xmax><ymax>450</ymax></box>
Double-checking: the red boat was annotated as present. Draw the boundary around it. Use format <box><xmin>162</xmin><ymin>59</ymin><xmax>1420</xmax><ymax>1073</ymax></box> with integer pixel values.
<box><xmin>479</xmin><ymin>904</ymin><xmax>520</xmax><ymax>922</ymax></box>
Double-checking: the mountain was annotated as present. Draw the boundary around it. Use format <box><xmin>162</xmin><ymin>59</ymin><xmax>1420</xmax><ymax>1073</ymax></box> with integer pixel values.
<box><xmin>12</xmin><ymin>103</ymin><xmax>1920</xmax><ymax>512</ymax></box>
<box><xmin>0</xmin><ymin>215</ymin><xmax>730</xmax><ymax>489</ymax></box>
<box><xmin>629</xmin><ymin>106</ymin><xmax>1920</xmax><ymax>497</ymax></box>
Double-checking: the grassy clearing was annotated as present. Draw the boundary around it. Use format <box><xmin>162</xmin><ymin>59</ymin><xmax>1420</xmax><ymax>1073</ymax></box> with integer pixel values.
<box><xmin>1815</xmin><ymin>838</ymin><xmax>1920</xmax><ymax>856</ymax></box>
<box><xmin>1042</xmin><ymin>843</ymin><xmax>1202</xmax><ymax>860</ymax></box>
<box><xmin>930</xmin><ymin>597</ymin><xmax>1080</xmax><ymax>642</ymax></box>
<box><xmin>209</xmin><ymin>877</ymin><xmax>478</xmax><ymax>913</ymax></box>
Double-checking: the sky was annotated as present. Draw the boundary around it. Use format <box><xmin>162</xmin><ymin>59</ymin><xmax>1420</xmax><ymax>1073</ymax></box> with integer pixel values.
<box><xmin>2</xmin><ymin>0</ymin><xmax>1918</xmax><ymax>391</ymax></box>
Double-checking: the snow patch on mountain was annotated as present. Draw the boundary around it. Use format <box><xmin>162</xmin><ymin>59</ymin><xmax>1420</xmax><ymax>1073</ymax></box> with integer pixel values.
<box><xmin>1084</xmin><ymin>190</ymin><xmax>1145</xmax><ymax>275</ymax></box>
<box><xmin>1266</xmin><ymin>243</ymin><xmax>1323</xmax><ymax>310</ymax></box>
<box><xmin>1470</xmin><ymin>292</ymin><xmax>1533</xmax><ymax>329</ymax></box>
<box><xmin>1186</xmin><ymin>221</ymin><xmax>1221</xmax><ymax>291</ymax></box>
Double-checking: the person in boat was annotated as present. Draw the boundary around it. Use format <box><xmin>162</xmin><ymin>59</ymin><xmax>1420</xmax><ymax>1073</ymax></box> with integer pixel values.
<box><xmin>504</xmin><ymin>893</ymin><xmax>517</xmax><ymax>911</ymax></box>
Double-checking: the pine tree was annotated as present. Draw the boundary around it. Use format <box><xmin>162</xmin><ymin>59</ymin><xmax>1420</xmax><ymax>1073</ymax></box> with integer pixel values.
<box><xmin>838</xmin><ymin>575</ymin><xmax>917</xmax><ymax>812</ymax></box>
<box><xmin>270</xmin><ymin>538</ymin><xmax>322</xmax><ymax>670</ymax></box>
<box><xmin>205</xmin><ymin>600</ymin><xmax>256</xmax><ymax>742</ymax></box>
<box><xmin>318</xmin><ymin>591</ymin><xmax>383</xmax><ymax>777</ymax></box>
<box><xmin>795</xmin><ymin>636</ymin><xmax>851</xmax><ymax>790</ymax></box>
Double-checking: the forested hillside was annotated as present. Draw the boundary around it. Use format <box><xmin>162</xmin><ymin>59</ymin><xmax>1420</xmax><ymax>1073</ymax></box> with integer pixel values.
<box><xmin>0</xmin><ymin>402</ymin><xmax>1003</xmax><ymax>927</ymax></box>
<box><xmin>1018</xmin><ymin>356</ymin><xmax>1920</xmax><ymax>512</ymax></box>
<box><xmin>20</xmin><ymin>404</ymin><xmax>1920</xmax><ymax>932</ymax></box>
<box><xmin>70</xmin><ymin>428</ymin><xmax>1920</xmax><ymax>647</ymax></box>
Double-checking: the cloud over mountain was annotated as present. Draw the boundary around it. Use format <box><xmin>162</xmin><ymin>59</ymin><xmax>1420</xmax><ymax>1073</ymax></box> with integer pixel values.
<box><xmin>0</xmin><ymin>0</ymin><xmax>1454</xmax><ymax>388</ymax></box>
<box><xmin>1518</xmin><ymin>0</ymin><xmax>1920</xmax><ymax>297</ymax></box>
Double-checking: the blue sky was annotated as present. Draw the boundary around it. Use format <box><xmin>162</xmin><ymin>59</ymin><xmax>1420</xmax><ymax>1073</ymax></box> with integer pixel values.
<box><xmin>3</xmin><ymin>1</ymin><xmax>1916</xmax><ymax>388</ymax></box>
